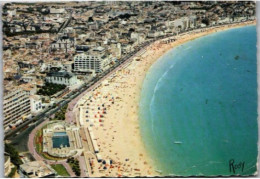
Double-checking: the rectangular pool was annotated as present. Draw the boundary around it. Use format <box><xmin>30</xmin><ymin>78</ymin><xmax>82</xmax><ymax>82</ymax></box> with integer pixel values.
<box><xmin>52</xmin><ymin>132</ymin><xmax>70</xmax><ymax>148</ymax></box>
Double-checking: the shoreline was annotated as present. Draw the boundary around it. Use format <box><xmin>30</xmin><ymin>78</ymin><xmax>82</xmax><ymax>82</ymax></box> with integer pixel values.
<box><xmin>73</xmin><ymin>21</ymin><xmax>256</xmax><ymax>177</ymax></box>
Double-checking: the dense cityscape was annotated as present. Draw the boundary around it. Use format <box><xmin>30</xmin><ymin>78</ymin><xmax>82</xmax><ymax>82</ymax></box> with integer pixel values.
<box><xmin>3</xmin><ymin>1</ymin><xmax>256</xmax><ymax>177</ymax></box>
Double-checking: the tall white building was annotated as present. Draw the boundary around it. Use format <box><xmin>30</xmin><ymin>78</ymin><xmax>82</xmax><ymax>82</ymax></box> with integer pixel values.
<box><xmin>74</xmin><ymin>48</ymin><xmax>111</xmax><ymax>73</ymax></box>
<box><xmin>3</xmin><ymin>87</ymin><xmax>31</xmax><ymax>132</ymax></box>
<box><xmin>172</xmin><ymin>16</ymin><xmax>197</xmax><ymax>31</ymax></box>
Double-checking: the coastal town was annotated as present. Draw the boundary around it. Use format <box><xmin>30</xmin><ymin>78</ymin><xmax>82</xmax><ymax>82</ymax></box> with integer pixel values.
<box><xmin>3</xmin><ymin>1</ymin><xmax>256</xmax><ymax>178</ymax></box>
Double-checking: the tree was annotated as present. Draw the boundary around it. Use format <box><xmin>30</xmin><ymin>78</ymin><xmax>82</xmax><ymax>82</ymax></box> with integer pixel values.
<box><xmin>5</xmin><ymin>143</ymin><xmax>22</xmax><ymax>167</ymax></box>
<box><xmin>129</xmin><ymin>28</ymin><xmax>135</xmax><ymax>32</ymax></box>
<box><xmin>75</xmin><ymin>170</ymin><xmax>80</xmax><ymax>176</ymax></box>
<box><xmin>88</xmin><ymin>17</ymin><xmax>94</xmax><ymax>22</ymax></box>
<box><xmin>201</xmin><ymin>18</ymin><xmax>210</xmax><ymax>26</ymax></box>
<box><xmin>37</xmin><ymin>83</ymin><xmax>66</xmax><ymax>96</ymax></box>
<box><xmin>118</xmin><ymin>13</ymin><xmax>131</xmax><ymax>19</ymax></box>
<box><xmin>27</xmin><ymin>7</ymin><xmax>34</xmax><ymax>13</ymax></box>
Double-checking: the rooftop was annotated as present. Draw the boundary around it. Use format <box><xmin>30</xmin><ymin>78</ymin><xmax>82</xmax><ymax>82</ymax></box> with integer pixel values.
<box><xmin>46</xmin><ymin>71</ymin><xmax>75</xmax><ymax>79</ymax></box>
<box><xmin>20</xmin><ymin>161</ymin><xmax>56</xmax><ymax>178</ymax></box>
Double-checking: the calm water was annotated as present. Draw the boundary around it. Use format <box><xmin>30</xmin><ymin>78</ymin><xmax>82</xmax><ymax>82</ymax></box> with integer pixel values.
<box><xmin>139</xmin><ymin>25</ymin><xmax>257</xmax><ymax>176</ymax></box>
<box><xmin>52</xmin><ymin>132</ymin><xmax>70</xmax><ymax>148</ymax></box>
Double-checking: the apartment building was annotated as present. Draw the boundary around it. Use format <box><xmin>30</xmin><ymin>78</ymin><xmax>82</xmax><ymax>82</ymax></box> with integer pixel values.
<box><xmin>74</xmin><ymin>47</ymin><xmax>111</xmax><ymax>73</ymax></box>
<box><xmin>4</xmin><ymin>87</ymin><xmax>31</xmax><ymax>132</ymax></box>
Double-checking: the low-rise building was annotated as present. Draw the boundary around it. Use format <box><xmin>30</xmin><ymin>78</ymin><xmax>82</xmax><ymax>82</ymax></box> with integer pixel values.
<box><xmin>76</xmin><ymin>45</ymin><xmax>90</xmax><ymax>53</ymax></box>
<box><xmin>50</xmin><ymin>7</ymin><xmax>66</xmax><ymax>14</ymax></box>
<box><xmin>30</xmin><ymin>95</ymin><xmax>43</xmax><ymax>114</ymax></box>
<box><xmin>19</xmin><ymin>161</ymin><xmax>56</xmax><ymax>178</ymax></box>
<box><xmin>45</xmin><ymin>71</ymin><xmax>78</xmax><ymax>86</ymax></box>
<box><xmin>19</xmin><ymin>83</ymin><xmax>37</xmax><ymax>96</ymax></box>
<box><xmin>51</xmin><ymin>36</ymin><xmax>75</xmax><ymax>53</ymax></box>
<box><xmin>62</xmin><ymin>61</ymin><xmax>74</xmax><ymax>72</ymax></box>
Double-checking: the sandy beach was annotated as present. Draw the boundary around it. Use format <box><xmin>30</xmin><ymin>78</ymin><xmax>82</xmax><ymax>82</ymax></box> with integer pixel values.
<box><xmin>73</xmin><ymin>21</ymin><xmax>255</xmax><ymax>177</ymax></box>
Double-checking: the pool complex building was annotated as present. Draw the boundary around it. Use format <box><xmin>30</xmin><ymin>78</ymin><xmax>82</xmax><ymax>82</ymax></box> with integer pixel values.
<box><xmin>42</xmin><ymin>121</ymin><xmax>83</xmax><ymax>158</ymax></box>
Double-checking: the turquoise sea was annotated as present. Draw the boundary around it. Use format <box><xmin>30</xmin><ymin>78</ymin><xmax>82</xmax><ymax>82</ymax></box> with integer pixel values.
<box><xmin>139</xmin><ymin>25</ymin><xmax>257</xmax><ymax>176</ymax></box>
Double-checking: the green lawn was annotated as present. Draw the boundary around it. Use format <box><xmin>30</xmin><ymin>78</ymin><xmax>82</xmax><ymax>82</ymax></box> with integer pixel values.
<box><xmin>37</xmin><ymin>83</ymin><xmax>66</xmax><ymax>96</ymax></box>
<box><xmin>51</xmin><ymin>164</ymin><xmax>70</xmax><ymax>177</ymax></box>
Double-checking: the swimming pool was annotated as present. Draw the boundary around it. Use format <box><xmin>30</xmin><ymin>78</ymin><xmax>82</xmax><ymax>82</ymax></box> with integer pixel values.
<box><xmin>52</xmin><ymin>132</ymin><xmax>70</xmax><ymax>148</ymax></box>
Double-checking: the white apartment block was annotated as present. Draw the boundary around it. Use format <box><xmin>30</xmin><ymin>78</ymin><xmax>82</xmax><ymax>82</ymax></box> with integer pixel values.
<box><xmin>74</xmin><ymin>52</ymin><xmax>111</xmax><ymax>73</ymax></box>
<box><xmin>3</xmin><ymin>88</ymin><xmax>31</xmax><ymax>131</ymax></box>
<box><xmin>171</xmin><ymin>16</ymin><xmax>197</xmax><ymax>31</ymax></box>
